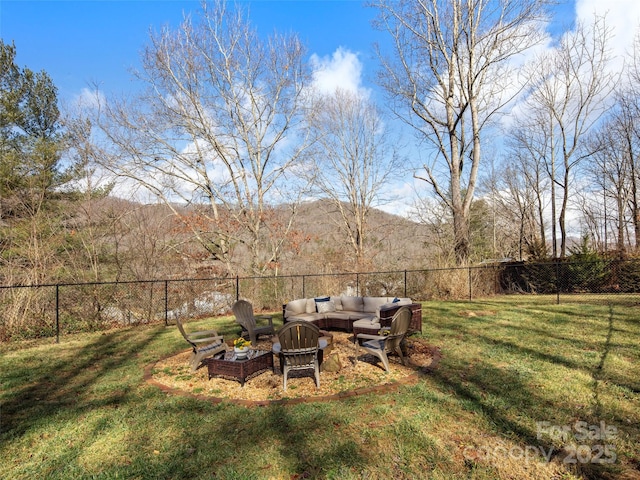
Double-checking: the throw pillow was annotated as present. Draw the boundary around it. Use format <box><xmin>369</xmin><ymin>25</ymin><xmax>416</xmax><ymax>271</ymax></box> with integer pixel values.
<box><xmin>314</xmin><ymin>296</ymin><xmax>330</xmax><ymax>312</ymax></box>
<box><xmin>317</xmin><ymin>301</ymin><xmax>336</xmax><ymax>314</ymax></box>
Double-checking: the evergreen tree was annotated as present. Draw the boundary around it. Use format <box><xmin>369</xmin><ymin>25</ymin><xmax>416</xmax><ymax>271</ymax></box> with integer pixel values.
<box><xmin>0</xmin><ymin>40</ymin><xmax>67</xmax><ymax>220</ymax></box>
<box><xmin>0</xmin><ymin>40</ymin><xmax>75</xmax><ymax>290</ymax></box>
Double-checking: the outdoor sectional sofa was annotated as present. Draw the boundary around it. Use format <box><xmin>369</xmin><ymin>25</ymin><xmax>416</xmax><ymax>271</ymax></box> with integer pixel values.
<box><xmin>282</xmin><ymin>295</ymin><xmax>422</xmax><ymax>336</ymax></box>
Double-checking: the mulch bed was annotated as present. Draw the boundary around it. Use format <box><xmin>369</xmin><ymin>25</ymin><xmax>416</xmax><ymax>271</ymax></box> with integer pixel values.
<box><xmin>146</xmin><ymin>332</ymin><xmax>440</xmax><ymax>406</ymax></box>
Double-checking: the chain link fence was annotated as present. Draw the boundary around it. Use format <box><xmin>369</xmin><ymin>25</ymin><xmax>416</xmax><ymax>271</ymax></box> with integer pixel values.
<box><xmin>1</xmin><ymin>258</ymin><xmax>639</xmax><ymax>342</ymax></box>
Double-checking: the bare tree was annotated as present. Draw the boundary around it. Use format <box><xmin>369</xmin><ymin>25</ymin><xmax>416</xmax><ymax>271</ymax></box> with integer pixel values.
<box><xmin>514</xmin><ymin>16</ymin><xmax>617</xmax><ymax>258</ymax></box>
<box><xmin>307</xmin><ymin>88</ymin><xmax>400</xmax><ymax>270</ymax></box>
<box><xmin>583</xmin><ymin>90</ymin><xmax>640</xmax><ymax>254</ymax></box>
<box><xmin>96</xmin><ymin>0</ymin><xmax>312</xmax><ymax>276</ymax></box>
<box><xmin>625</xmin><ymin>34</ymin><xmax>640</xmax><ymax>250</ymax></box>
<box><xmin>481</xmin><ymin>155</ymin><xmax>543</xmax><ymax>261</ymax></box>
<box><xmin>409</xmin><ymin>194</ymin><xmax>460</xmax><ymax>266</ymax></box>
<box><xmin>504</xmin><ymin>114</ymin><xmax>554</xmax><ymax>258</ymax></box>
<box><xmin>372</xmin><ymin>0</ymin><xmax>548</xmax><ymax>264</ymax></box>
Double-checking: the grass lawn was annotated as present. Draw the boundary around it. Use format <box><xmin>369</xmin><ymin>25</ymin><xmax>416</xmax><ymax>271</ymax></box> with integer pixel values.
<box><xmin>1</xmin><ymin>296</ymin><xmax>638</xmax><ymax>479</ymax></box>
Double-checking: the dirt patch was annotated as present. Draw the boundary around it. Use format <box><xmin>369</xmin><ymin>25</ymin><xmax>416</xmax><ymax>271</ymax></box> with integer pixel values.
<box><xmin>458</xmin><ymin>310</ymin><xmax>497</xmax><ymax>317</ymax></box>
<box><xmin>148</xmin><ymin>332</ymin><xmax>436</xmax><ymax>404</ymax></box>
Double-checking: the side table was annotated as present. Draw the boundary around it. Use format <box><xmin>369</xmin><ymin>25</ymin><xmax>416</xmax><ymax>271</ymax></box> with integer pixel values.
<box><xmin>379</xmin><ymin>302</ymin><xmax>422</xmax><ymax>332</ymax></box>
<box><xmin>206</xmin><ymin>349</ymin><xmax>274</xmax><ymax>386</ymax></box>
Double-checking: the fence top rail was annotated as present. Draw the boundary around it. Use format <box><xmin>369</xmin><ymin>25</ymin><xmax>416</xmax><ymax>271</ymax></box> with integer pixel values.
<box><xmin>0</xmin><ymin>271</ymin><xmax>361</xmax><ymax>290</ymax></box>
<box><xmin>0</xmin><ymin>259</ymin><xmax>633</xmax><ymax>290</ymax></box>
<box><xmin>0</xmin><ymin>278</ymin><xmax>200</xmax><ymax>290</ymax></box>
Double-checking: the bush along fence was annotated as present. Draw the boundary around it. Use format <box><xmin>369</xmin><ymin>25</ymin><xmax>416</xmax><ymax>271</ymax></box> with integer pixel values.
<box><xmin>1</xmin><ymin>258</ymin><xmax>639</xmax><ymax>343</ymax></box>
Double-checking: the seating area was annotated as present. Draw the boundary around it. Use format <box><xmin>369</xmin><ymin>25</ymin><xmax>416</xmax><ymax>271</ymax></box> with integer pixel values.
<box><xmin>176</xmin><ymin>297</ymin><xmax>423</xmax><ymax>390</ymax></box>
<box><xmin>283</xmin><ymin>295</ymin><xmax>422</xmax><ymax>335</ymax></box>
<box><xmin>158</xmin><ymin>327</ymin><xmax>429</xmax><ymax>403</ymax></box>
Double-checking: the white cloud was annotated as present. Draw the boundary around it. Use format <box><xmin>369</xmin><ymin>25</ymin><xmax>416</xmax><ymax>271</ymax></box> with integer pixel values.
<box><xmin>576</xmin><ymin>0</ymin><xmax>640</xmax><ymax>59</ymax></box>
<box><xmin>503</xmin><ymin>0</ymin><xmax>640</xmax><ymax>130</ymax></box>
<box><xmin>179</xmin><ymin>138</ymin><xmax>231</xmax><ymax>184</ymax></box>
<box><xmin>376</xmin><ymin>176</ymin><xmax>428</xmax><ymax>219</ymax></box>
<box><xmin>569</xmin><ymin>0</ymin><xmax>640</xmax><ymax>84</ymax></box>
<box><xmin>309</xmin><ymin>47</ymin><xmax>370</xmax><ymax>97</ymax></box>
<box><xmin>73</xmin><ymin>87</ymin><xmax>105</xmax><ymax>110</ymax></box>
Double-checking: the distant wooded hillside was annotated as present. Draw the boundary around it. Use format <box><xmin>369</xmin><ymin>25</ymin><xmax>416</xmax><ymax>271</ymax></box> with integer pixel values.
<box><xmin>0</xmin><ymin>196</ymin><xmax>440</xmax><ymax>287</ymax></box>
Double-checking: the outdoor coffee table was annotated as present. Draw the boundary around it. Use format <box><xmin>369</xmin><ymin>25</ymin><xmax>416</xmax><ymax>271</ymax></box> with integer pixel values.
<box><xmin>206</xmin><ymin>349</ymin><xmax>274</xmax><ymax>386</ymax></box>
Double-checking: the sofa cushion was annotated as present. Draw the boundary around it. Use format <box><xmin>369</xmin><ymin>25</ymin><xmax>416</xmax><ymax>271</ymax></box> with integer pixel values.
<box><xmin>351</xmin><ymin>313</ymin><xmax>377</xmax><ymax>322</ymax></box>
<box><xmin>285</xmin><ymin>298</ymin><xmax>308</xmax><ymax>317</ymax></box>
<box><xmin>340</xmin><ymin>296</ymin><xmax>364</xmax><ymax>312</ymax></box>
<box><xmin>325</xmin><ymin>311</ymin><xmax>351</xmax><ymax>321</ymax></box>
<box><xmin>363</xmin><ymin>296</ymin><xmax>390</xmax><ymax>313</ymax></box>
<box><xmin>353</xmin><ymin>318</ymin><xmax>381</xmax><ymax>329</ymax></box>
<box><xmin>305</xmin><ymin>298</ymin><xmax>316</xmax><ymax>314</ymax></box>
<box><xmin>286</xmin><ymin>312</ymin><xmax>325</xmax><ymax>323</ymax></box>
<box><xmin>330</xmin><ymin>296</ymin><xmax>343</xmax><ymax>311</ymax></box>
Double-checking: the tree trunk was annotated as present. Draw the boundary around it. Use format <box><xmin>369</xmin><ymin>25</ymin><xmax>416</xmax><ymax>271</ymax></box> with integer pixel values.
<box><xmin>453</xmin><ymin>211</ymin><xmax>470</xmax><ymax>264</ymax></box>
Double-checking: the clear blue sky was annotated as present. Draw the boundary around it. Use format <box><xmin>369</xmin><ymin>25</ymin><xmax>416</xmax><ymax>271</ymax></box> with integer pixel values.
<box><xmin>1</xmin><ymin>0</ymin><xmax>592</xmax><ymax>216</ymax></box>
<box><xmin>0</xmin><ymin>0</ymin><xmax>586</xmax><ymax>102</ymax></box>
<box><xmin>0</xmin><ymin>0</ymin><xmax>385</xmax><ymax>101</ymax></box>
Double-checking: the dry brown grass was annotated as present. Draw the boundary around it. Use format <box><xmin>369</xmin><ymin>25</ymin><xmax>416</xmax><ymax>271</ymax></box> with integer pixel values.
<box><xmin>151</xmin><ymin>332</ymin><xmax>435</xmax><ymax>402</ymax></box>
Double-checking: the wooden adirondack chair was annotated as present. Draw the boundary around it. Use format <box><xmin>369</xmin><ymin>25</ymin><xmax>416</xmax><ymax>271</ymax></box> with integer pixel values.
<box><xmin>232</xmin><ymin>300</ymin><xmax>275</xmax><ymax>344</ymax></box>
<box><xmin>175</xmin><ymin>317</ymin><xmax>228</xmax><ymax>372</ymax></box>
<box><xmin>272</xmin><ymin>321</ymin><xmax>322</xmax><ymax>390</ymax></box>
<box><xmin>355</xmin><ymin>306</ymin><xmax>411</xmax><ymax>372</ymax></box>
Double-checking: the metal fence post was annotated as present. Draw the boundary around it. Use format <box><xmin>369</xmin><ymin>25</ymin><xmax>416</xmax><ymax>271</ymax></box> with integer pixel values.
<box><xmin>404</xmin><ymin>270</ymin><xmax>407</xmax><ymax>297</ymax></box>
<box><xmin>555</xmin><ymin>261</ymin><xmax>560</xmax><ymax>305</ymax></box>
<box><xmin>164</xmin><ymin>280</ymin><xmax>169</xmax><ymax>326</ymax></box>
<box><xmin>55</xmin><ymin>284</ymin><xmax>60</xmax><ymax>344</ymax></box>
<box><xmin>468</xmin><ymin>267</ymin><xmax>472</xmax><ymax>301</ymax></box>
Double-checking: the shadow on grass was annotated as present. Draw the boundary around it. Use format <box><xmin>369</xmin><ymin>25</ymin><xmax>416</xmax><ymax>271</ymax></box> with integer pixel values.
<box><xmin>418</xmin><ymin>303</ymin><xmax>635</xmax><ymax>480</ymax></box>
<box><xmin>1</xmin><ymin>327</ymin><xmax>164</xmax><ymax>441</ymax></box>
<box><xmin>146</xmin><ymin>396</ymin><xmax>370</xmax><ymax>478</ymax></box>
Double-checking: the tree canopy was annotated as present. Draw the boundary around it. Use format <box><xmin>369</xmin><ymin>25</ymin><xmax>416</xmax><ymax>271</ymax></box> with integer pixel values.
<box><xmin>0</xmin><ymin>40</ymin><xmax>68</xmax><ymax>220</ymax></box>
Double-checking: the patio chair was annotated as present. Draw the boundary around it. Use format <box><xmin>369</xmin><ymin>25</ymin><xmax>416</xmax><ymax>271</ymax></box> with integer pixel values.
<box><xmin>272</xmin><ymin>321</ymin><xmax>322</xmax><ymax>390</ymax></box>
<box><xmin>175</xmin><ymin>317</ymin><xmax>228</xmax><ymax>372</ymax></box>
<box><xmin>232</xmin><ymin>300</ymin><xmax>276</xmax><ymax>345</ymax></box>
<box><xmin>355</xmin><ymin>306</ymin><xmax>411</xmax><ymax>372</ymax></box>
